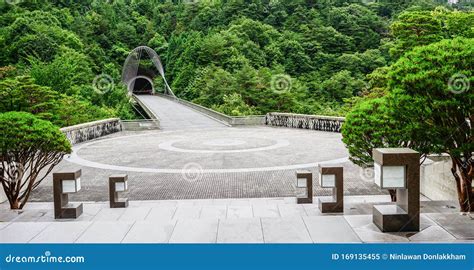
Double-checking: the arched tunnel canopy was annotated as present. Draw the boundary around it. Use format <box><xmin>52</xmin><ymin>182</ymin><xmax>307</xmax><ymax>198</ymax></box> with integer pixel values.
<box><xmin>122</xmin><ymin>46</ymin><xmax>175</xmax><ymax>97</ymax></box>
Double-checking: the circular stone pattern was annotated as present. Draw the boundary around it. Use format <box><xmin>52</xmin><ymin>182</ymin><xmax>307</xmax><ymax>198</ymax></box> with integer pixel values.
<box><xmin>159</xmin><ymin>137</ymin><xmax>289</xmax><ymax>153</ymax></box>
<box><xmin>202</xmin><ymin>139</ymin><xmax>246</xmax><ymax>146</ymax></box>
<box><xmin>70</xmin><ymin>127</ymin><xmax>349</xmax><ymax>173</ymax></box>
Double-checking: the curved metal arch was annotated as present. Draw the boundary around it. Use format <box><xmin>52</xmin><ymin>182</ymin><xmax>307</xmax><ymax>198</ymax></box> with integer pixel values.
<box><xmin>122</xmin><ymin>46</ymin><xmax>175</xmax><ymax>97</ymax></box>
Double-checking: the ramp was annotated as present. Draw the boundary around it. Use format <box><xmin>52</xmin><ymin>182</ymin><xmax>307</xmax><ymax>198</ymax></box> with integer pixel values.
<box><xmin>134</xmin><ymin>95</ymin><xmax>227</xmax><ymax>130</ymax></box>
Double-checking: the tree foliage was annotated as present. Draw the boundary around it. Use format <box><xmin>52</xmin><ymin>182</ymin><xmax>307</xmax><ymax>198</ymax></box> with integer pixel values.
<box><xmin>1</xmin><ymin>0</ymin><xmax>470</xmax><ymax>119</ymax></box>
<box><xmin>0</xmin><ymin>75</ymin><xmax>114</xmax><ymax>127</ymax></box>
<box><xmin>0</xmin><ymin>112</ymin><xmax>71</xmax><ymax>209</ymax></box>
<box><xmin>343</xmin><ymin>36</ymin><xmax>473</xmax><ymax>211</ymax></box>
<box><xmin>387</xmin><ymin>37</ymin><xmax>473</xmax><ymax>211</ymax></box>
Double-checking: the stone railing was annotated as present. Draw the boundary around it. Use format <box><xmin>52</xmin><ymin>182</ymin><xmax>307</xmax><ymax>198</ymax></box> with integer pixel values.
<box><xmin>121</xmin><ymin>119</ymin><xmax>160</xmax><ymax>131</ymax></box>
<box><xmin>147</xmin><ymin>94</ymin><xmax>345</xmax><ymax>129</ymax></box>
<box><xmin>265</xmin><ymin>112</ymin><xmax>345</xmax><ymax>133</ymax></box>
<box><xmin>61</xmin><ymin>118</ymin><xmax>122</xmax><ymax>145</ymax></box>
<box><xmin>229</xmin><ymin>115</ymin><xmax>266</xmax><ymax>126</ymax></box>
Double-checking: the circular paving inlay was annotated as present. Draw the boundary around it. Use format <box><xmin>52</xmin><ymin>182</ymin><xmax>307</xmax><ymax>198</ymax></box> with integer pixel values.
<box><xmin>202</xmin><ymin>139</ymin><xmax>246</xmax><ymax>146</ymax></box>
<box><xmin>159</xmin><ymin>138</ymin><xmax>289</xmax><ymax>153</ymax></box>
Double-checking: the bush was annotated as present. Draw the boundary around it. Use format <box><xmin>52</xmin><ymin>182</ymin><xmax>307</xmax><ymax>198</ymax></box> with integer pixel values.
<box><xmin>0</xmin><ymin>112</ymin><xmax>71</xmax><ymax>209</ymax></box>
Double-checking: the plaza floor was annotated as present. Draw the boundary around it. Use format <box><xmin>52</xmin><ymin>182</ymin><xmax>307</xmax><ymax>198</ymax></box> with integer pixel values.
<box><xmin>30</xmin><ymin>127</ymin><xmax>384</xmax><ymax>202</ymax></box>
<box><xmin>0</xmin><ymin>195</ymin><xmax>472</xmax><ymax>243</ymax></box>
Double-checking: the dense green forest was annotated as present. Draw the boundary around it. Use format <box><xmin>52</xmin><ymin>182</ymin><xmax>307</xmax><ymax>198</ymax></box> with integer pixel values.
<box><xmin>0</xmin><ymin>0</ymin><xmax>472</xmax><ymax>126</ymax></box>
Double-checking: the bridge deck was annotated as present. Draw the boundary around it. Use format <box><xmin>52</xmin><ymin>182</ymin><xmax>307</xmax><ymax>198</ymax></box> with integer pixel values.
<box><xmin>135</xmin><ymin>95</ymin><xmax>227</xmax><ymax>130</ymax></box>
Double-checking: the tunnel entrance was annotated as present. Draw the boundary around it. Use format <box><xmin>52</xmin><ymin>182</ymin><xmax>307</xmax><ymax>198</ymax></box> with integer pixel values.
<box><xmin>129</xmin><ymin>76</ymin><xmax>154</xmax><ymax>95</ymax></box>
<box><xmin>122</xmin><ymin>46</ymin><xmax>175</xmax><ymax>97</ymax></box>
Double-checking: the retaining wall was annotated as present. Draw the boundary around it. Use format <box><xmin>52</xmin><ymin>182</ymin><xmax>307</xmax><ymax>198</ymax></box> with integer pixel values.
<box><xmin>420</xmin><ymin>155</ymin><xmax>458</xmax><ymax>201</ymax></box>
<box><xmin>265</xmin><ymin>112</ymin><xmax>345</xmax><ymax>133</ymax></box>
<box><xmin>60</xmin><ymin>118</ymin><xmax>122</xmax><ymax>145</ymax></box>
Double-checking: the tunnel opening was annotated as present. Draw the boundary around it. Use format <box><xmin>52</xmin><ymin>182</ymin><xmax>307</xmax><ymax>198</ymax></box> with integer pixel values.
<box><xmin>122</xmin><ymin>46</ymin><xmax>176</xmax><ymax>97</ymax></box>
<box><xmin>130</xmin><ymin>76</ymin><xmax>154</xmax><ymax>95</ymax></box>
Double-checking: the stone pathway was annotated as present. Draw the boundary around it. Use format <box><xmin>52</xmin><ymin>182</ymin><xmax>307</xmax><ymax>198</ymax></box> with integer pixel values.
<box><xmin>135</xmin><ymin>95</ymin><xmax>226</xmax><ymax>130</ymax></box>
<box><xmin>1</xmin><ymin>196</ymin><xmax>472</xmax><ymax>243</ymax></box>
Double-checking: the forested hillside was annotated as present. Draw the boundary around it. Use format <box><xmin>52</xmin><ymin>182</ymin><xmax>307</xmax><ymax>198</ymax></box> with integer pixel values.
<box><xmin>0</xmin><ymin>0</ymin><xmax>472</xmax><ymax>126</ymax></box>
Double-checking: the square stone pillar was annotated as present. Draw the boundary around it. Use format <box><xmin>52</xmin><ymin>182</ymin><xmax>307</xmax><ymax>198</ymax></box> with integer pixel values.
<box><xmin>318</xmin><ymin>166</ymin><xmax>343</xmax><ymax>213</ymax></box>
<box><xmin>372</xmin><ymin>148</ymin><xmax>420</xmax><ymax>232</ymax></box>
<box><xmin>296</xmin><ymin>171</ymin><xmax>313</xmax><ymax>204</ymax></box>
<box><xmin>109</xmin><ymin>174</ymin><xmax>129</xmax><ymax>208</ymax></box>
<box><xmin>53</xmin><ymin>170</ymin><xmax>83</xmax><ymax>219</ymax></box>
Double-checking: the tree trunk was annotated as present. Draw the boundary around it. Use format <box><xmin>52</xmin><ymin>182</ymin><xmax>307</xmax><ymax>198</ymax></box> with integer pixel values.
<box><xmin>11</xmin><ymin>199</ymin><xmax>20</xmax><ymax>210</ymax></box>
<box><xmin>388</xmin><ymin>189</ymin><xmax>397</xmax><ymax>202</ymax></box>
<box><xmin>458</xmin><ymin>172</ymin><xmax>473</xmax><ymax>212</ymax></box>
<box><xmin>450</xmin><ymin>157</ymin><xmax>473</xmax><ymax>213</ymax></box>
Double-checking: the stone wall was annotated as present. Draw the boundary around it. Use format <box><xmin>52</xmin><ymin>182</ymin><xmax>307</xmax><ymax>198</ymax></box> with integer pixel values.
<box><xmin>121</xmin><ymin>119</ymin><xmax>160</xmax><ymax>131</ymax></box>
<box><xmin>61</xmin><ymin>118</ymin><xmax>122</xmax><ymax>145</ymax></box>
<box><xmin>420</xmin><ymin>155</ymin><xmax>458</xmax><ymax>201</ymax></box>
<box><xmin>229</xmin><ymin>116</ymin><xmax>266</xmax><ymax>126</ymax></box>
<box><xmin>265</xmin><ymin>112</ymin><xmax>345</xmax><ymax>133</ymax></box>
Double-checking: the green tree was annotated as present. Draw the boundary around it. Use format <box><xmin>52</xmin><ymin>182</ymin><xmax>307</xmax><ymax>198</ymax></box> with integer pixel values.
<box><xmin>342</xmin><ymin>98</ymin><xmax>402</xmax><ymax>166</ymax></box>
<box><xmin>387</xmin><ymin>37</ymin><xmax>473</xmax><ymax>212</ymax></box>
<box><xmin>302</xmin><ymin>26</ymin><xmax>354</xmax><ymax>54</ymax></box>
<box><xmin>319</xmin><ymin>70</ymin><xmax>365</xmax><ymax>102</ymax></box>
<box><xmin>0</xmin><ymin>76</ymin><xmax>58</xmax><ymax>121</ymax></box>
<box><xmin>29</xmin><ymin>47</ymin><xmax>94</xmax><ymax>96</ymax></box>
<box><xmin>390</xmin><ymin>8</ymin><xmax>474</xmax><ymax>59</ymax></box>
<box><xmin>211</xmin><ymin>93</ymin><xmax>260</xmax><ymax>116</ymax></box>
<box><xmin>341</xmin><ymin>97</ymin><xmax>403</xmax><ymax>202</ymax></box>
<box><xmin>343</xmin><ymin>37</ymin><xmax>473</xmax><ymax>212</ymax></box>
<box><xmin>0</xmin><ymin>112</ymin><xmax>71</xmax><ymax>209</ymax></box>
<box><xmin>0</xmin><ymin>76</ymin><xmax>114</xmax><ymax>127</ymax></box>
<box><xmin>328</xmin><ymin>4</ymin><xmax>386</xmax><ymax>52</ymax></box>
<box><xmin>53</xmin><ymin>95</ymin><xmax>114</xmax><ymax>127</ymax></box>
<box><xmin>2</xmin><ymin>10</ymin><xmax>83</xmax><ymax>63</ymax></box>
<box><xmin>390</xmin><ymin>10</ymin><xmax>444</xmax><ymax>59</ymax></box>
<box><xmin>188</xmin><ymin>66</ymin><xmax>237</xmax><ymax>107</ymax></box>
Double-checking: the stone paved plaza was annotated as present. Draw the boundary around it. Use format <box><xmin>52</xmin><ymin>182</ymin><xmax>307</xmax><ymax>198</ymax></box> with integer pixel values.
<box><xmin>30</xmin><ymin>127</ymin><xmax>384</xmax><ymax>202</ymax></box>
<box><xmin>6</xmin><ymin>96</ymin><xmax>471</xmax><ymax>244</ymax></box>
<box><xmin>0</xmin><ymin>196</ymin><xmax>472</xmax><ymax>243</ymax></box>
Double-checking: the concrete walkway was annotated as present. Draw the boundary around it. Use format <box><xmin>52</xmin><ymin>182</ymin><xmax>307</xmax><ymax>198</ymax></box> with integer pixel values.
<box><xmin>135</xmin><ymin>95</ymin><xmax>226</xmax><ymax>130</ymax></box>
<box><xmin>1</xmin><ymin>195</ymin><xmax>472</xmax><ymax>243</ymax></box>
